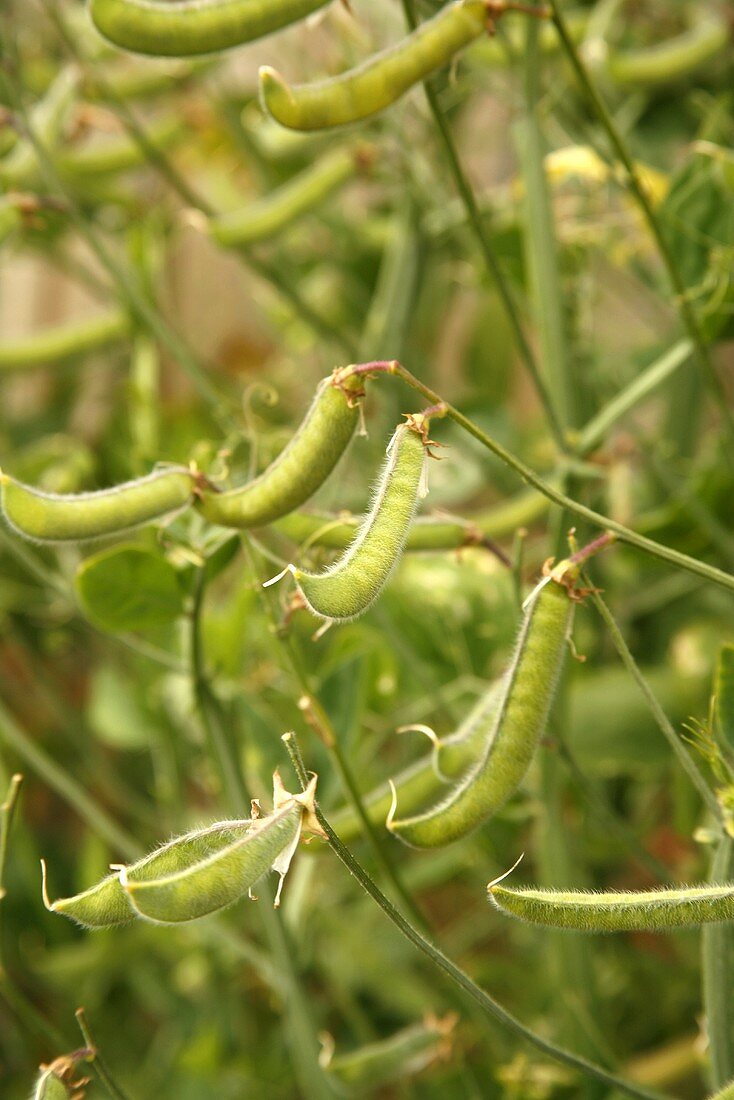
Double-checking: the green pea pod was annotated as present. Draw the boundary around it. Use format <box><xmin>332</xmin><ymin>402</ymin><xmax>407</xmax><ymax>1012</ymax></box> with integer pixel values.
<box><xmin>0</xmin><ymin>310</ymin><xmax>131</xmax><ymax>372</ymax></box>
<box><xmin>208</xmin><ymin>144</ymin><xmax>369</xmax><ymax>247</ymax></box>
<box><xmin>0</xmin><ymin>67</ymin><xmax>78</xmax><ymax>188</ymax></box>
<box><xmin>606</xmin><ymin>8</ymin><xmax>728</xmax><ymax>89</ymax></box>
<box><xmin>88</xmin><ymin>0</ymin><xmax>333</xmax><ymax>57</ymax></box>
<box><xmin>259</xmin><ymin>0</ymin><xmax>489</xmax><ymax>131</ymax></box>
<box><xmin>709</xmin><ymin>1080</ymin><xmax>734</xmax><ymax>1100</ymax></box>
<box><xmin>56</xmin><ymin>113</ymin><xmax>184</xmax><ymax>179</ymax></box>
<box><xmin>321</xmin><ymin>1014</ymin><xmax>456</xmax><ymax>1093</ymax></box>
<box><xmin>388</xmin><ymin>565</ymin><xmax>575</xmax><ymax>847</ymax></box>
<box><xmin>121</xmin><ymin>806</ymin><xmax>302</xmax><ymax>922</ymax></box>
<box><xmin>42</xmin><ymin>865</ymin><xmax>134</xmax><ymax>929</ymax></box>
<box><xmin>489</xmin><ymin>880</ymin><xmax>734</xmax><ymax>933</ymax></box>
<box><xmin>1</xmin><ymin>466</ymin><xmax>194</xmax><ymax>543</ymax></box>
<box><xmin>196</xmin><ymin>371</ymin><xmax>363</xmax><ymax>529</ymax></box>
<box><xmin>287</xmin><ymin>418</ymin><xmax>428</xmax><ymax>622</ymax></box>
<box><xmin>328</xmin><ymin>682</ymin><xmax>502</xmax><ymax>845</ymax></box>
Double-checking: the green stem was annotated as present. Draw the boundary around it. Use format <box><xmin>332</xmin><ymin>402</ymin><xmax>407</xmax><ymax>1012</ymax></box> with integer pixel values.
<box><xmin>391</xmin><ymin>363</ymin><xmax>734</xmax><ymax>595</ymax></box>
<box><xmin>703</xmin><ymin>836</ymin><xmax>734</xmax><ymax>1089</ymax></box>
<box><xmin>244</xmin><ymin>539</ymin><xmax>427</xmax><ymax>930</ymax></box>
<box><xmin>188</xmin><ymin>567</ymin><xmax>332</xmax><ymax>1100</ymax></box>
<box><xmin>76</xmin><ymin>1007</ymin><xmax>133</xmax><ymax>1100</ymax></box>
<box><xmin>589</xmin><ymin>589</ymin><xmax>721</xmax><ymax>821</ymax></box>
<box><xmin>548</xmin><ymin>0</ymin><xmax>734</xmax><ymax>455</ymax></box>
<box><xmin>0</xmin><ymin>699</ymin><xmax>141</xmax><ymax>860</ymax></box>
<box><xmin>282</xmin><ymin>734</ymin><xmax>670</xmax><ymax>1100</ymax></box>
<box><xmin>399</xmin><ymin>0</ymin><xmax>568</xmax><ymax>453</ymax></box>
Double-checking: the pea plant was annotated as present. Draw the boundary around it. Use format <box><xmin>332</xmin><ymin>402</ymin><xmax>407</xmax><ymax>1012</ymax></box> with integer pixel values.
<box><xmin>1</xmin><ymin>0</ymin><xmax>733</xmax><ymax>1097</ymax></box>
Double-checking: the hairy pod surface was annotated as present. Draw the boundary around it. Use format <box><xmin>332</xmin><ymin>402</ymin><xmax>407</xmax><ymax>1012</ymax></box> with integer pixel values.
<box><xmin>0</xmin><ymin>311</ymin><xmax>130</xmax><ymax>372</ymax></box>
<box><xmin>87</xmin><ymin>0</ymin><xmax>333</xmax><ymax>57</ymax></box>
<box><xmin>259</xmin><ymin>0</ymin><xmax>489</xmax><ymax>131</ymax></box>
<box><xmin>488</xmin><ymin>881</ymin><xmax>734</xmax><ymax>933</ymax></box>
<box><xmin>328</xmin><ymin>682</ymin><xmax>502</xmax><ymax>844</ymax></box>
<box><xmin>196</xmin><ymin>372</ymin><xmax>363</xmax><ymax>529</ymax></box>
<box><xmin>208</xmin><ymin>144</ymin><xmax>366</xmax><ymax>247</ymax></box>
<box><xmin>121</xmin><ymin>806</ymin><xmax>302</xmax><ymax>922</ymax></box>
<box><xmin>43</xmin><ymin>867</ymin><xmax>135</xmax><ymax>929</ymax></box>
<box><xmin>290</xmin><ymin>419</ymin><xmax>428</xmax><ymax>621</ymax></box>
<box><xmin>1</xmin><ymin>466</ymin><xmax>194</xmax><ymax>542</ymax></box>
<box><xmin>388</xmin><ymin>570</ymin><xmax>575</xmax><ymax>847</ymax></box>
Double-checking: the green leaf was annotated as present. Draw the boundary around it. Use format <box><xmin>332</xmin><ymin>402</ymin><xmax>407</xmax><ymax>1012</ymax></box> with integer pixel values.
<box><xmin>76</xmin><ymin>544</ymin><xmax>184</xmax><ymax>632</ymax></box>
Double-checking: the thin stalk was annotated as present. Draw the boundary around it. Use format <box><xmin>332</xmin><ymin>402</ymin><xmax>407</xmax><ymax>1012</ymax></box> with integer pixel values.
<box><xmin>702</xmin><ymin>836</ymin><xmax>734</xmax><ymax>1089</ymax></box>
<box><xmin>2</xmin><ymin>52</ymin><xmax>232</xmax><ymax>420</ymax></box>
<box><xmin>76</xmin><ymin>1007</ymin><xmax>133</xmax><ymax>1100</ymax></box>
<box><xmin>282</xmin><ymin>733</ymin><xmax>670</xmax><ymax>1100</ymax></box>
<box><xmin>588</xmin><ymin>589</ymin><xmax>721</xmax><ymax>821</ymax></box>
<box><xmin>575</xmin><ymin>340</ymin><xmax>692</xmax><ymax>456</ymax></box>
<box><xmin>548</xmin><ymin>0</ymin><xmax>734</xmax><ymax>454</ymax></box>
<box><xmin>390</xmin><ymin>362</ymin><xmax>734</xmax><ymax>595</ymax></box>
<box><xmin>188</xmin><ymin>567</ymin><xmax>332</xmax><ymax>1100</ymax></box>
<box><xmin>41</xmin><ymin>0</ymin><xmax>356</xmax><ymax>358</ymax></box>
<box><xmin>0</xmin><ymin>699</ymin><xmax>141</xmax><ymax>859</ymax></box>
<box><xmin>399</xmin><ymin>0</ymin><xmax>568</xmax><ymax>453</ymax></box>
<box><xmin>243</xmin><ymin>539</ymin><xmax>428</xmax><ymax>930</ymax></box>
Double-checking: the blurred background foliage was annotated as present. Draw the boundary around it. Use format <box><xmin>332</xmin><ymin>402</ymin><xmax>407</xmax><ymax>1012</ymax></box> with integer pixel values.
<box><xmin>1</xmin><ymin>0</ymin><xmax>734</xmax><ymax>1096</ymax></box>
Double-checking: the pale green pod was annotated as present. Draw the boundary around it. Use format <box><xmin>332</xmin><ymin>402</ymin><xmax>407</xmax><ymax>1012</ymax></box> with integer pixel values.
<box><xmin>259</xmin><ymin>0</ymin><xmax>489</xmax><ymax>131</ymax></box>
<box><xmin>290</xmin><ymin>421</ymin><xmax>428</xmax><ymax>622</ymax></box>
<box><xmin>488</xmin><ymin>880</ymin><xmax>734</xmax><ymax>933</ymax></box>
<box><xmin>87</xmin><ymin>0</ymin><xmax>333</xmax><ymax>57</ymax></box>
<box><xmin>30</xmin><ymin>1067</ymin><xmax>74</xmax><ymax>1100</ymax></box>
<box><xmin>322</xmin><ymin>1014</ymin><xmax>456</xmax><ymax>1092</ymax></box>
<box><xmin>56</xmin><ymin>114</ymin><xmax>184</xmax><ymax>179</ymax></box>
<box><xmin>1</xmin><ymin>466</ymin><xmax>194</xmax><ymax>543</ymax></box>
<box><xmin>388</xmin><ymin>570</ymin><xmax>575</xmax><ymax>847</ymax></box>
<box><xmin>606</xmin><ymin>9</ymin><xmax>729</xmax><ymax>89</ymax></box>
<box><xmin>120</xmin><ymin>807</ymin><xmax>302</xmax><ymax>923</ymax></box>
<box><xmin>42</xmin><ymin>864</ymin><xmax>134</xmax><ymax>929</ymax></box>
<box><xmin>0</xmin><ymin>311</ymin><xmax>131</xmax><ymax>372</ymax></box>
<box><xmin>208</xmin><ymin>145</ymin><xmax>366</xmax><ymax>247</ymax></box>
<box><xmin>0</xmin><ymin>67</ymin><xmax>78</xmax><ymax>188</ymax></box>
<box><xmin>196</xmin><ymin>372</ymin><xmax>363</xmax><ymax>529</ymax></box>
<box><xmin>328</xmin><ymin>683</ymin><xmax>502</xmax><ymax>845</ymax></box>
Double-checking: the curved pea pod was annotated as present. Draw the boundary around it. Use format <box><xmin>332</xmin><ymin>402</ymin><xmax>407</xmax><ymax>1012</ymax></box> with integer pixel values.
<box><xmin>87</xmin><ymin>0</ymin><xmax>333</xmax><ymax>57</ymax></box>
<box><xmin>196</xmin><ymin>371</ymin><xmax>364</xmax><ymax>529</ymax></box>
<box><xmin>208</xmin><ymin>144</ymin><xmax>370</xmax><ymax>247</ymax></box>
<box><xmin>42</xmin><ymin>863</ymin><xmax>135</xmax><ymax>929</ymax></box>
<box><xmin>56</xmin><ymin>113</ymin><xmax>184</xmax><ymax>179</ymax></box>
<box><xmin>605</xmin><ymin>8</ymin><xmax>729</xmax><ymax>89</ymax></box>
<box><xmin>259</xmin><ymin>0</ymin><xmax>489</xmax><ymax>131</ymax></box>
<box><xmin>0</xmin><ymin>310</ymin><xmax>130</xmax><ymax>372</ymax></box>
<box><xmin>1</xmin><ymin>466</ymin><xmax>195</xmax><ymax>543</ymax></box>
<box><xmin>286</xmin><ymin>418</ymin><xmax>429</xmax><ymax>622</ymax></box>
<box><xmin>388</xmin><ymin>566</ymin><xmax>576</xmax><ymax>847</ymax></box>
<box><xmin>321</xmin><ymin>1013</ymin><xmax>457</xmax><ymax>1093</ymax></box>
<box><xmin>328</xmin><ymin>682</ymin><xmax>502</xmax><ymax>845</ymax></box>
<box><xmin>488</xmin><ymin>880</ymin><xmax>734</xmax><ymax>934</ymax></box>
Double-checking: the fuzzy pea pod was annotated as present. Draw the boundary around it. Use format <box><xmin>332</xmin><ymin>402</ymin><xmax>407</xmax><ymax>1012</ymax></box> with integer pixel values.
<box><xmin>44</xmin><ymin>775</ymin><xmax>322</xmax><ymax>926</ymax></box>
<box><xmin>87</xmin><ymin>0</ymin><xmax>333</xmax><ymax>57</ymax></box>
<box><xmin>488</xmin><ymin>880</ymin><xmax>734</xmax><ymax>933</ymax></box>
<box><xmin>328</xmin><ymin>682</ymin><xmax>502</xmax><ymax>845</ymax></box>
<box><xmin>0</xmin><ymin>310</ymin><xmax>130</xmax><ymax>372</ymax></box>
<box><xmin>1</xmin><ymin>466</ymin><xmax>194</xmax><ymax>543</ymax></box>
<box><xmin>259</xmin><ymin>0</ymin><xmax>490</xmax><ymax>131</ymax></box>
<box><xmin>388</xmin><ymin>565</ymin><xmax>575</xmax><ymax>847</ymax></box>
<box><xmin>196</xmin><ymin>371</ymin><xmax>364</xmax><ymax>529</ymax></box>
<box><xmin>56</xmin><ymin>113</ymin><xmax>184</xmax><ymax>179</ymax></box>
<box><xmin>281</xmin><ymin>418</ymin><xmax>429</xmax><ymax>622</ymax></box>
<box><xmin>208</xmin><ymin>144</ymin><xmax>370</xmax><ymax>247</ymax></box>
